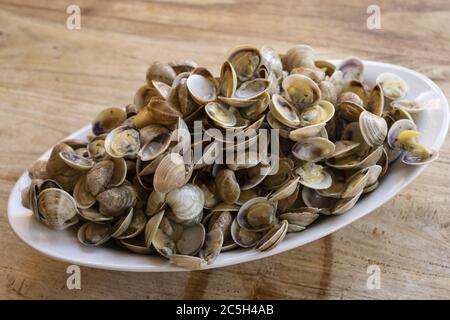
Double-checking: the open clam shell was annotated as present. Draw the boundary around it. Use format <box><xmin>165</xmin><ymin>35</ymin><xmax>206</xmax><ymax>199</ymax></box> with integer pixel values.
<box><xmin>77</xmin><ymin>222</ymin><xmax>112</xmax><ymax>246</ymax></box>
<box><xmin>282</xmin><ymin>74</ymin><xmax>321</xmax><ymax>107</ymax></box>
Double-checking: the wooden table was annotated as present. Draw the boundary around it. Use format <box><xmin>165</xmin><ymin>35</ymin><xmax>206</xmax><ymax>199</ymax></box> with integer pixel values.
<box><xmin>1</xmin><ymin>0</ymin><xmax>449</xmax><ymax>299</ymax></box>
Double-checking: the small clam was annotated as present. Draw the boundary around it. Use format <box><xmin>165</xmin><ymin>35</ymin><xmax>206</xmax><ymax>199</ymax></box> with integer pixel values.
<box><xmin>134</xmin><ymin>98</ymin><xmax>182</xmax><ymax>128</ymax></box>
<box><xmin>138</xmin><ymin>130</ymin><xmax>171</xmax><ymax>161</ymax></box>
<box><xmin>230</xmin><ymin>219</ymin><xmax>264</xmax><ymax>248</ymax></box>
<box><xmin>282</xmin><ymin>74</ymin><xmax>321</xmax><ymax>107</ymax></box>
<box><xmin>144</xmin><ymin>210</ymin><xmax>165</xmax><ymax>248</ymax></box>
<box><xmin>59</xmin><ymin>151</ymin><xmax>94</xmax><ymax>171</ymax></box>
<box><xmin>298</xmin><ymin>100</ymin><xmax>335</xmax><ymax>126</ymax></box>
<box><xmin>92</xmin><ymin>107</ymin><xmax>127</xmax><ymax>136</ymax></box>
<box><xmin>255</xmin><ymin>220</ymin><xmax>288</xmax><ymax>252</ymax></box>
<box><xmin>359</xmin><ymin>110</ymin><xmax>388</xmax><ymax>147</ymax></box>
<box><xmin>86</xmin><ymin>160</ymin><xmax>114</xmax><ymax>196</ymax></box>
<box><xmin>111</xmin><ymin>208</ymin><xmax>134</xmax><ymax>238</ymax></box>
<box><xmin>77</xmin><ymin>222</ymin><xmax>112</xmax><ymax>246</ymax></box>
<box><xmin>176</xmin><ymin>223</ymin><xmax>205</xmax><ymax>255</ymax></box>
<box><xmin>219</xmin><ymin>61</ymin><xmax>237</xmax><ymax>97</ymax></box>
<box><xmin>201</xmin><ymin>229</ymin><xmax>224</xmax><ymax>264</ymax></box>
<box><xmin>186</xmin><ymin>68</ymin><xmax>217</xmax><ymax>105</ymax></box>
<box><xmin>227</xmin><ymin>45</ymin><xmax>261</xmax><ymax>81</ymax></box>
<box><xmin>234</xmin><ymin>79</ymin><xmax>271</xmax><ymax>100</ymax></box>
<box><xmin>78</xmin><ymin>207</ymin><xmax>114</xmax><ymax>223</ymax></box>
<box><xmin>280</xmin><ymin>209</ymin><xmax>320</xmax><ymax>229</ymax></box>
<box><xmin>146</xmin><ymin>61</ymin><xmax>176</xmax><ymax>85</ymax></box>
<box><xmin>282</xmin><ymin>44</ymin><xmax>315</xmax><ymax>71</ymax></box>
<box><xmin>291</xmin><ymin>137</ymin><xmax>335</xmax><ymax>162</ymax></box>
<box><xmin>215</xmin><ymin>169</ymin><xmax>241</xmax><ymax>205</ymax></box>
<box><xmin>269</xmin><ymin>94</ymin><xmax>300</xmax><ymax>128</ymax></box>
<box><xmin>237</xmin><ymin>197</ymin><xmax>277</xmax><ymax>232</ymax></box>
<box><xmin>73</xmin><ymin>175</ymin><xmax>96</xmax><ymax>208</ymax></box>
<box><xmin>366</xmin><ymin>84</ymin><xmax>384</xmax><ymax>116</ymax></box>
<box><xmin>295</xmin><ymin>162</ymin><xmax>332</xmax><ymax>190</ymax></box>
<box><xmin>28</xmin><ymin>160</ymin><xmax>48</xmax><ymax>180</ymax></box>
<box><xmin>376</xmin><ymin>72</ymin><xmax>408</xmax><ymax>100</ymax></box>
<box><xmin>96</xmin><ymin>184</ymin><xmax>137</xmax><ymax>217</ymax></box>
<box><xmin>153</xmin><ymin>153</ymin><xmax>188</xmax><ymax>194</ymax></box>
<box><xmin>338</xmin><ymin>56</ymin><xmax>363</xmax><ymax>82</ymax></box>
<box><xmin>37</xmin><ymin>188</ymin><xmax>79</xmax><ymax>230</ymax></box>
<box><xmin>165</xmin><ymin>184</ymin><xmax>205</xmax><ymax>225</ymax></box>
<box><xmin>104</xmin><ymin>126</ymin><xmax>140</xmax><ymax>158</ymax></box>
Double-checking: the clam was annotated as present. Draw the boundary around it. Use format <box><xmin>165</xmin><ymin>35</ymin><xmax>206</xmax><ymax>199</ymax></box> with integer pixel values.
<box><xmin>302</xmin><ymin>187</ymin><xmax>336</xmax><ymax>211</ymax></box>
<box><xmin>282</xmin><ymin>44</ymin><xmax>315</xmax><ymax>71</ymax></box>
<box><xmin>219</xmin><ymin>61</ymin><xmax>237</xmax><ymax>97</ymax></box>
<box><xmin>234</xmin><ymin>79</ymin><xmax>271</xmax><ymax>100</ymax></box>
<box><xmin>282</xmin><ymin>74</ymin><xmax>321</xmax><ymax>107</ymax></box>
<box><xmin>37</xmin><ymin>188</ymin><xmax>79</xmax><ymax>230</ymax></box>
<box><xmin>338</xmin><ymin>56</ymin><xmax>363</xmax><ymax>82</ymax></box>
<box><xmin>104</xmin><ymin>126</ymin><xmax>140</xmax><ymax>158</ymax></box>
<box><xmin>96</xmin><ymin>184</ymin><xmax>137</xmax><ymax>217</ymax></box>
<box><xmin>230</xmin><ymin>219</ymin><xmax>264</xmax><ymax>248</ymax></box>
<box><xmin>291</xmin><ymin>66</ymin><xmax>326</xmax><ymax>83</ymax></box>
<box><xmin>298</xmin><ymin>100</ymin><xmax>335</xmax><ymax>126</ymax></box>
<box><xmin>73</xmin><ymin>175</ymin><xmax>96</xmax><ymax>208</ymax></box>
<box><xmin>261</xmin><ymin>45</ymin><xmax>283</xmax><ymax>74</ymax></box>
<box><xmin>28</xmin><ymin>160</ymin><xmax>48</xmax><ymax>180</ymax></box>
<box><xmin>78</xmin><ymin>207</ymin><xmax>114</xmax><ymax>223</ymax></box>
<box><xmin>280</xmin><ymin>208</ymin><xmax>320</xmax><ymax>230</ymax></box>
<box><xmin>169</xmin><ymin>59</ymin><xmax>198</xmax><ymax>74</ymax></box>
<box><xmin>176</xmin><ymin>223</ymin><xmax>205</xmax><ymax>255</ymax></box>
<box><xmin>186</xmin><ymin>68</ymin><xmax>217</xmax><ymax>105</ymax></box>
<box><xmin>87</xmin><ymin>138</ymin><xmax>106</xmax><ymax>161</ymax></box>
<box><xmin>144</xmin><ymin>210</ymin><xmax>165</xmax><ymax>248</ymax></box>
<box><xmin>111</xmin><ymin>208</ymin><xmax>134</xmax><ymax>238</ymax></box>
<box><xmin>388</xmin><ymin>122</ymin><xmax>437</xmax><ymax>164</ymax></box>
<box><xmin>46</xmin><ymin>143</ymin><xmax>81</xmax><ymax>192</ymax></box>
<box><xmin>138</xmin><ymin>130</ymin><xmax>171</xmax><ymax>161</ymax></box>
<box><xmin>145</xmin><ymin>190</ymin><xmax>166</xmax><ymax>216</ymax></box>
<box><xmin>227</xmin><ymin>45</ymin><xmax>261</xmax><ymax>81</ymax></box>
<box><xmin>269</xmin><ymin>94</ymin><xmax>300</xmax><ymax>128</ymax></box>
<box><xmin>318</xmin><ymin>80</ymin><xmax>338</xmax><ymax>105</ymax></box>
<box><xmin>255</xmin><ymin>220</ymin><xmax>288</xmax><ymax>252</ymax></box>
<box><xmin>165</xmin><ymin>184</ymin><xmax>204</xmax><ymax>225</ymax></box>
<box><xmin>359</xmin><ymin>110</ymin><xmax>388</xmax><ymax>147</ymax></box>
<box><xmin>92</xmin><ymin>107</ymin><xmax>127</xmax><ymax>136</ymax></box>
<box><xmin>269</xmin><ymin>177</ymin><xmax>300</xmax><ymax>201</ymax></box>
<box><xmin>201</xmin><ymin>229</ymin><xmax>224</xmax><ymax>263</ymax></box>
<box><xmin>134</xmin><ymin>98</ymin><xmax>182</xmax><ymax>128</ymax></box>
<box><xmin>295</xmin><ymin>162</ymin><xmax>332</xmax><ymax>190</ymax></box>
<box><xmin>237</xmin><ymin>197</ymin><xmax>277</xmax><ymax>232</ymax></box>
<box><xmin>376</xmin><ymin>72</ymin><xmax>408</xmax><ymax>100</ymax></box>
<box><xmin>366</xmin><ymin>84</ymin><xmax>384</xmax><ymax>116</ymax></box>
<box><xmin>331</xmin><ymin>140</ymin><xmax>360</xmax><ymax>159</ymax></box>
<box><xmin>205</xmin><ymin>102</ymin><xmax>237</xmax><ymax>128</ymax></box>
<box><xmin>86</xmin><ymin>160</ymin><xmax>114</xmax><ymax>196</ymax></box>
<box><xmin>262</xmin><ymin>157</ymin><xmax>294</xmax><ymax>190</ymax></box>
<box><xmin>193</xmin><ymin>171</ymin><xmax>220</xmax><ymax>209</ymax></box>
<box><xmin>291</xmin><ymin>137</ymin><xmax>335</xmax><ymax>162</ymax></box>
<box><xmin>146</xmin><ymin>61</ymin><xmax>176</xmax><ymax>85</ymax></box>
<box><xmin>78</xmin><ymin>222</ymin><xmax>112</xmax><ymax>246</ymax></box>
<box><xmin>59</xmin><ymin>151</ymin><xmax>94</xmax><ymax>171</ymax></box>
<box><xmin>315</xmin><ymin>60</ymin><xmax>336</xmax><ymax>77</ymax></box>
<box><xmin>153</xmin><ymin>153</ymin><xmax>188</xmax><ymax>194</ymax></box>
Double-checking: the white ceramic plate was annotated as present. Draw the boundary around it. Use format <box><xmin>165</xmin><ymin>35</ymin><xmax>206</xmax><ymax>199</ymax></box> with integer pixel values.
<box><xmin>7</xmin><ymin>61</ymin><xmax>449</xmax><ymax>272</ymax></box>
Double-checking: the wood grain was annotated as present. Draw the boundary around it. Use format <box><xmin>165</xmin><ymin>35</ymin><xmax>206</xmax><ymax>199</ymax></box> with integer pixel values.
<box><xmin>0</xmin><ymin>0</ymin><xmax>449</xmax><ymax>299</ymax></box>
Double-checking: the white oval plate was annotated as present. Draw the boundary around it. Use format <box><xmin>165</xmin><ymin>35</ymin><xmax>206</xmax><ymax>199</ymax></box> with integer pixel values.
<box><xmin>7</xmin><ymin>61</ymin><xmax>449</xmax><ymax>272</ymax></box>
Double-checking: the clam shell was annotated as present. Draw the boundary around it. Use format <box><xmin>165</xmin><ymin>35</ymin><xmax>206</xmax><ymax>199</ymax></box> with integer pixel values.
<box><xmin>37</xmin><ymin>188</ymin><xmax>79</xmax><ymax>230</ymax></box>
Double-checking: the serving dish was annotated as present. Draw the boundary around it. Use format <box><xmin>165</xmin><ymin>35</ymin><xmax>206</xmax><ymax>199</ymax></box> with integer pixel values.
<box><xmin>7</xmin><ymin>60</ymin><xmax>449</xmax><ymax>272</ymax></box>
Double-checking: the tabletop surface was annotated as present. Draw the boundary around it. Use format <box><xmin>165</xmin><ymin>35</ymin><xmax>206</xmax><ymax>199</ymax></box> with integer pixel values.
<box><xmin>0</xmin><ymin>0</ymin><xmax>449</xmax><ymax>299</ymax></box>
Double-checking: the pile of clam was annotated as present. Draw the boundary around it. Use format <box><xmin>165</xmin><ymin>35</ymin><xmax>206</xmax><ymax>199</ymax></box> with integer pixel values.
<box><xmin>22</xmin><ymin>44</ymin><xmax>438</xmax><ymax>270</ymax></box>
